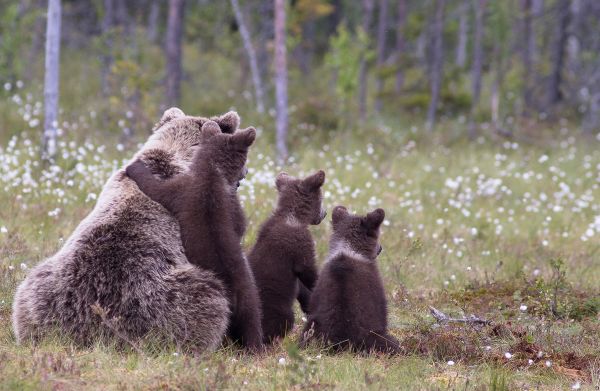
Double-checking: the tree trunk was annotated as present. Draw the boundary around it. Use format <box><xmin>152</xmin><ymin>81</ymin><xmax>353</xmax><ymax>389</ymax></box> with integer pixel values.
<box><xmin>101</xmin><ymin>0</ymin><xmax>114</xmax><ymax>98</ymax></box>
<box><xmin>115</xmin><ymin>0</ymin><xmax>132</xmax><ymax>37</ymax></box>
<box><xmin>547</xmin><ymin>0</ymin><xmax>569</xmax><ymax>106</ymax></box>
<box><xmin>530</xmin><ymin>0</ymin><xmax>543</xmax><ymax>63</ymax></box>
<box><xmin>521</xmin><ymin>0</ymin><xmax>533</xmax><ymax>115</ymax></box>
<box><xmin>257</xmin><ymin>0</ymin><xmax>273</xmax><ymax>87</ymax></box>
<box><xmin>455</xmin><ymin>1</ymin><xmax>468</xmax><ymax>68</ymax></box>
<box><xmin>164</xmin><ymin>0</ymin><xmax>185</xmax><ymax>108</ymax></box>
<box><xmin>468</xmin><ymin>0</ymin><xmax>486</xmax><ymax>139</ymax></box>
<box><xmin>274</xmin><ymin>0</ymin><xmax>288</xmax><ymax>162</ymax></box>
<box><xmin>394</xmin><ymin>0</ymin><xmax>406</xmax><ymax>93</ymax></box>
<box><xmin>24</xmin><ymin>3</ymin><xmax>46</xmax><ymax>82</ymax></box>
<box><xmin>426</xmin><ymin>0</ymin><xmax>446</xmax><ymax>132</ymax></box>
<box><xmin>231</xmin><ymin>0</ymin><xmax>265</xmax><ymax>113</ymax></box>
<box><xmin>358</xmin><ymin>0</ymin><xmax>375</xmax><ymax>123</ymax></box>
<box><xmin>43</xmin><ymin>0</ymin><xmax>61</xmax><ymax>160</ymax></box>
<box><xmin>374</xmin><ymin>0</ymin><xmax>389</xmax><ymax>114</ymax></box>
<box><xmin>147</xmin><ymin>0</ymin><xmax>160</xmax><ymax>43</ymax></box>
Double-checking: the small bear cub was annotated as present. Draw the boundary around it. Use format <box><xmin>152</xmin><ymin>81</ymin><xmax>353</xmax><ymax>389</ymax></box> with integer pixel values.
<box><xmin>248</xmin><ymin>170</ymin><xmax>326</xmax><ymax>343</ymax></box>
<box><xmin>301</xmin><ymin>206</ymin><xmax>400</xmax><ymax>354</ymax></box>
<box><xmin>125</xmin><ymin>121</ymin><xmax>263</xmax><ymax>350</ymax></box>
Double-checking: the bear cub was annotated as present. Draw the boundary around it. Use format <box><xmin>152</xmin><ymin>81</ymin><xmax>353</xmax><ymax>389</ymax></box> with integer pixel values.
<box><xmin>125</xmin><ymin>121</ymin><xmax>263</xmax><ymax>350</ymax></box>
<box><xmin>301</xmin><ymin>206</ymin><xmax>400</xmax><ymax>354</ymax></box>
<box><xmin>248</xmin><ymin>171</ymin><xmax>326</xmax><ymax>343</ymax></box>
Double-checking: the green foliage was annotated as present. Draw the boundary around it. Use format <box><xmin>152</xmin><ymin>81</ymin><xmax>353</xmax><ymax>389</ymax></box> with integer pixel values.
<box><xmin>324</xmin><ymin>23</ymin><xmax>373</xmax><ymax>122</ymax></box>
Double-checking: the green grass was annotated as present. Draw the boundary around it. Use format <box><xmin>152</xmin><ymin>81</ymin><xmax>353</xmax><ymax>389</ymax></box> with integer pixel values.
<box><xmin>1</xmin><ymin>89</ymin><xmax>599</xmax><ymax>389</ymax></box>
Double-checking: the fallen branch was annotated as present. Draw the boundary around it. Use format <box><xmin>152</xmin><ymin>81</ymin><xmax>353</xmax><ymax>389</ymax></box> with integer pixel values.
<box><xmin>429</xmin><ymin>306</ymin><xmax>491</xmax><ymax>326</ymax></box>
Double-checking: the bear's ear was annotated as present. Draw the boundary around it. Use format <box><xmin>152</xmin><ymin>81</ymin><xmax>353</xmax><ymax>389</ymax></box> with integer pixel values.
<box><xmin>212</xmin><ymin>111</ymin><xmax>240</xmax><ymax>134</ymax></box>
<box><xmin>153</xmin><ymin>107</ymin><xmax>185</xmax><ymax>132</ymax></box>
<box><xmin>302</xmin><ymin>170</ymin><xmax>325</xmax><ymax>191</ymax></box>
<box><xmin>200</xmin><ymin>120</ymin><xmax>221</xmax><ymax>139</ymax></box>
<box><xmin>275</xmin><ymin>172</ymin><xmax>292</xmax><ymax>191</ymax></box>
<box><xmin>332</xmin><ymin>205</ymin><xmax>348</xmax><ymax>225</ymax></box>
<box><xmin>232</xmin><ymin>127</ymin><xmax>256</xmax><ymax>148</ymax></box>
<box><xmin>364</xmin><ymin>208</ymin><xmax>385</xmax><ymax>231</ymax></box>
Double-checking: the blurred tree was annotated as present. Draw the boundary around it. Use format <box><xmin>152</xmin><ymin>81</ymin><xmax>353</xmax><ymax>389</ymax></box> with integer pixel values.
<box><xmin>274</xmin><ymin>0</ymin><xmax>288</xmax><ymax>161</ymax></box>
<box><xmin>165</xmin><ymin>0</ymin><xmax>185</xmax><ymax>108</ymax></box>
<box><xmin>426</xmin><ymin>0</ymin><xmax>445</xmax><ymax>132</ymax></box>
<box><xmin>358</xmin><ymin>0</ymin><xmax>374</xmax><ymax>123</ymax></box>
<box><xmin>468</xmin><ymin>0</ymin><xmax>486</xmax><ymax>139</ymax></box>
<box><xmin>231</xmin><ymin>0</ymin><xmax>265</xmax><ymax>113</ymax></box>
<box><xmin>147</xmin><ymin>0</ymin><xmax>161</xmax><ymax>43</ymax></box>
<box><xmin>374</xmin><ymin>0</ymin><xmax>388</xmax><ymax>114</ymax></box>
<box><xmin>520</xmin><ymin>0</ymin><xmax>533</xmax><ymax>115</ymax></box>
<box><xmin>394</xmin><ymin>0</ymin><xmax>407</xmax><ymax>94</ymax></box>
<box><xmin>100</xmin><ymin>0</ymin><xmax>114</xmax><ymax>98</ymax></box>
<box><xmin>547</xmin><ymin>0</ymin><xmax>569</xmax><ymax>107</ymax></box>
<box><xmin>455</xmin><ymin>0</ymin><xmax>469</xmax><ymax>68</ymax></box>
<box><xmin>43</xmin><ymin>0</ymin><xmax>61</xmax><ymax>160</ymax></box>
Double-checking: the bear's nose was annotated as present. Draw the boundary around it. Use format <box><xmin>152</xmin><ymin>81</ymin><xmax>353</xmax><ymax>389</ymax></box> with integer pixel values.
<box><xmin>377</xmin><ymin>245</ymin><xmax>383</xmax><ymax>256</ymax></box>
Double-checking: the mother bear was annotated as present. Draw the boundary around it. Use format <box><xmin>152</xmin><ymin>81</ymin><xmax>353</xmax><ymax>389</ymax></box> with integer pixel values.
<box><xmin>12</xmin><ymin>108</ymin><xmax>240</xmax><ymax>352</ymax></box>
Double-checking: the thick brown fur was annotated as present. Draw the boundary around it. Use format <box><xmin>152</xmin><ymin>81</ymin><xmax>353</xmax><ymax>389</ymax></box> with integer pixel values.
<box><xmin>125</xmin><ymin>122</ymin><xmax>263</xmax><ymax>350</ymax></box>
<box><xmin>301</xmin><ymin>206</ymin><xmax>400</xmax><ymax>354</ymax></box>
<box><xmin>248</xmin><ymin>171</ymin><xmax>326</xmax><ymax>343</ymax></box>
<box><xmin>12</xmin><ymin>108</ymin><xmax>240</xmax><ymax>352</ymax></box>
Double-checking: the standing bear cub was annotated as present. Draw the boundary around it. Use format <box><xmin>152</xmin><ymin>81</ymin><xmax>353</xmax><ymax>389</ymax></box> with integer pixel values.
<box><xmin>248</xmin><ymin>171</ymin><xmax>326</xmax><ymax>343</ymax></box>
<box><xmin>301</xmin><ymin>206</ymin><xmax>400</xmax><ymax>354</ymax></box>
<box><xmin>125</xmin><ymin>121</ymin><xmax>263</xmax><ymax>350</ymax></box>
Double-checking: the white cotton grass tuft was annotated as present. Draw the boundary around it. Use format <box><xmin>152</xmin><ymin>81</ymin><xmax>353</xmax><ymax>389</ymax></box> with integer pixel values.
<box><xmin>519</xmin><ymin>304</ymin><xmax>528</xmax><ymax>312</ymax></box>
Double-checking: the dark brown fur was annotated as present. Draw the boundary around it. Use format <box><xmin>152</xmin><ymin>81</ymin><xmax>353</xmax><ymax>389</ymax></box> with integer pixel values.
<box><xmin>301</xmin><ymin>206</ymin><xmax>400</xmax><ymax>354</ymax></box>
<box><xmin>125</xmin><ymin>122</ymin><xmax>263</xmax><ymax>350</ymax></box>
<box><xmin>248</xmin><ymin>171</ymin><xmax>326</xmax><ymax>343</ymax></box>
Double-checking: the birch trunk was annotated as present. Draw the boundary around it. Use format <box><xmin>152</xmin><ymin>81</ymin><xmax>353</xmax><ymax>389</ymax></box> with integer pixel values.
<box><xmin>43</xmin><ymin>0</ymin><xmax>61</xmax><ymax>160</ymax></box>
<box><xmin>231</xmin><ymin>0</ymin><xmax>265</xmax><ymax>113</ymax></box>
<box><xmin>274</xmin><ymin>0</ymin><xmax>288</xmax><ymax>162</ymax></box>
<box><xmin>165</xmin><ymin>0</ymin><xmax>185</xmax><ymax>108</ymax></box>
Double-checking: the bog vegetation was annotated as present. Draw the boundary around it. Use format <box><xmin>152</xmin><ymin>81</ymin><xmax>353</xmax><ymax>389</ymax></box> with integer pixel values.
<box><xmin>0</xmin><ymin>0</ymin><xmax>599</xmax><ymax>389</ymax></box>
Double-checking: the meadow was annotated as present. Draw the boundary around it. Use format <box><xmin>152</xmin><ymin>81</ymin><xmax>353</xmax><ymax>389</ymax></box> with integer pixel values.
<box><xmin>0</xmin><ymin>81</ymin><xmax>599</xmax><ymax>390</ymax></box>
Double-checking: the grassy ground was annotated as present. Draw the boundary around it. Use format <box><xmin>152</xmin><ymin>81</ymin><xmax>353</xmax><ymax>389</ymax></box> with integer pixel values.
<box><xmin>0</xmin><ymin>95</ymin><xmax>599</xmax><ymax>389</ymax></box>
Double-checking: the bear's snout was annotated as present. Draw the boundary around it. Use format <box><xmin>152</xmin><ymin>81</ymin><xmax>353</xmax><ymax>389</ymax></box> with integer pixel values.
<box><xmin>313</xmin><ymin>208</ymin><xmax>327</xmax><ymax>225</ymax></box>
<box><xmin>377</xmin><ymin>244</ymin><xmax>383</xmax><ymax>256</ymax></box>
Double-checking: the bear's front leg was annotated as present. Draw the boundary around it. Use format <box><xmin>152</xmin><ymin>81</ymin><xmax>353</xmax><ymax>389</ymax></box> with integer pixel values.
<box><xmin>125</xmin><ymin>159</ymin><xmax>181</xmax><ymax>211</ymax></box>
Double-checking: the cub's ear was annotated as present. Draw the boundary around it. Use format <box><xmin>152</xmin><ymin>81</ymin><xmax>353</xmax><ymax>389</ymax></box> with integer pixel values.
<box><xmin>212</xmin><ymin>111</ymin><xmax>240</xmax><ymax>134</ymax></box>
<box><xmin>364</xmin><ymin>208</ymin><xmax>385</xmax><ymax>230</ymax></box>
<box><xmin>153</xmin><ymin>107</ymin><xmax>185</xmax><ymax>132</ymax></box>
<box><xmin>332</xmin><ymin>205</ymin><xmax>348</xmax><ymax>225</ymax></box>
<box><xmin>302</xmin><ymin>170</ymin><xmax>325</xmax><ymax>191</ymax></box>
<box><xmin>275</xmin><ymin>172</ymin><xmax>293</xmax><ymax>191</ymax></box>
<box><xmin>232</xmin><ymin>127</ymin><xmax>256</xmax><ymax>148</ymax></box>
<box><xmin>200</xmin><ymin>120</ymin><xmax>221</xmax><ymax>139</ymax></box>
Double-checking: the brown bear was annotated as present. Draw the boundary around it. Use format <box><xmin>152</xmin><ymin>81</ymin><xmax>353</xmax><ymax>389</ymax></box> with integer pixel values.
<box><xmin>12</xmin><ymin>108</ymin><xmax>241</xmax><ymax>351</ymax></box>
<box><xmin>301</xmin><ymin>206</ymin><xmax>400</xmax><ymax>354</ymax></box>
<box><xmin>125</xmin><ymin>121</ymin><xmax>263</xmax><ymax>350</ymax></box>
<box><xmin>248</xmin><ymin>171</ymin><xmax>326</xmax><ymax>343</ymax></box>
